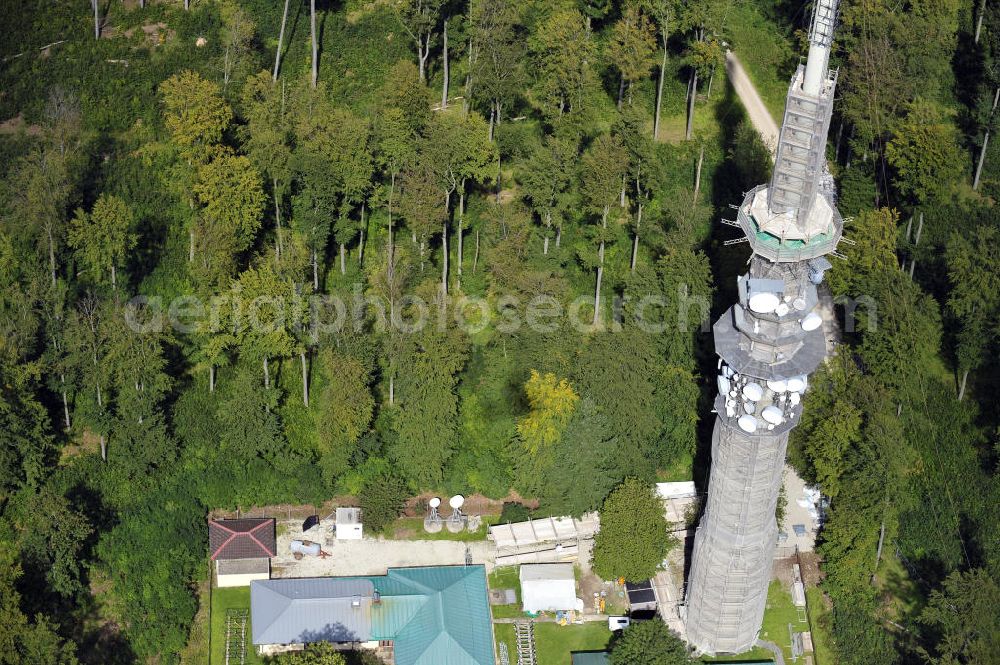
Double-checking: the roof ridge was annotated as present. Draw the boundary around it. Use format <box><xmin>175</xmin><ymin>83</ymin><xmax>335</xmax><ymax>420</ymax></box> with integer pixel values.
<box><xmin>254</xmin><ymin>583</ymin><xmax>294</xmax><ymax>644</ymax></box>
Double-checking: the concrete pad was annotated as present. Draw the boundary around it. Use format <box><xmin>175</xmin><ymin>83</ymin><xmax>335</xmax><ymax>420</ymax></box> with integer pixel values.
<box><xmin>270</xmin><ymin>518</ymin><xmax>494</xmax><ymax>578</ymax></box>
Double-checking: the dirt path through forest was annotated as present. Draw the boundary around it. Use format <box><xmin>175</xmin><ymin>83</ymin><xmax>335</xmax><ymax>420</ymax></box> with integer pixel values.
<box><xmin>725</xmin><ymin>50</ymin><xmax>779</xmax><ymax>157</ymax></box>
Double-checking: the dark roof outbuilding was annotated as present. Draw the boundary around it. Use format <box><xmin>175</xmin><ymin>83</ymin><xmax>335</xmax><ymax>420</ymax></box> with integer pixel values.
<box><xmin>209</xmin><ymin>518</ymin><xmax>276</xmax><ymax>560</ymax></box>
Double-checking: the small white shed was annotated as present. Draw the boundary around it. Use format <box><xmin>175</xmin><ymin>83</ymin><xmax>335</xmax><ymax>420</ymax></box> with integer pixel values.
<box><xmin>520</xmin><ymin>563</ymin><xmax>577</xmax><ymax>613</ymax></box>
<box><xmin>335</xmin><ymin>507</ymin><xmax>363</xmax><ymax>540</ymax></box>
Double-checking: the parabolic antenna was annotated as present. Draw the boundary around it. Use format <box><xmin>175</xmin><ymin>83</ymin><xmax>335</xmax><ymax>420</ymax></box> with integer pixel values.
<box><xmin>786</xmin><ymin>376</ymin><xmax>807</xmax><ymax>393</ymax></box>
<box><xmin>766</xmin><ymin>379</ymin><xmax>787</xmax><ymax>393</ymax></box>
<box><xmin>737</xmin><ymin>415</ymin><xmax>758</xmax><ymax>433</ymax></box>
<box><xmin>748</xmin><ymin>292</ymin><xmax>780</xmax><ymax>314</ymax></box>
<box><xmin>761</xmin><ymin>406</ymin><xmax>784</xmax><ymax>425</ymax></box>
<box><xmin>449</xmin><ymin>495</ymin><xmax>465</xmax><ymax>510</ymax></box>
<box><xmin>801</xmin><ymin>312</ymin><xmax>823</xmax><ymax>331</ymax></box>
<box><xmin>429</xmin><ymin>497</ymin><xmax>441</xmax><ymax>508</ymax></box>
<box><xmin>742</xmin><ymin>382</ymin><xmax>764</xmax><ymax>401</ymax></box>
<box><xmin>775</xmin><ymin>303</ymin><xmax>790</xmax><ymax>317</ymax></box>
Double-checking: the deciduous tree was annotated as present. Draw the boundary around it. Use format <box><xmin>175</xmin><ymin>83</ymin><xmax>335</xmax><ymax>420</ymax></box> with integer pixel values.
<box><xmin>528</xmin><ymin>7</ymin><xmax>598</xmax><ymax>121</ymax></box>
<box><xmin>580</xmin><ymin>134</ymin><xmax>629</xmax><ymax>325</ymax></box>
<box><xmin>516</xmin><ymin>370</ymin><xmax>578</xmax><ymax>454</ymax></box>
<box><xmin>394</xmin><ymin>0</ymin><xmax>444</xmax><ymax>83</ymax></box>
<box><xmin>193</xmin><ymin>153</ymin><xmax>266</xmax><ymax>283</ymax></box>
<box><xmin>610</xmin><ymin>620</ymin><xmax>693</xmax><ymax>664</ymax></box>
<box><xmin>592</xmin><ymin>477</ymin><xmax>673</xmax><ymax>582</ymax></box>
<box><xmin>68</xmin><ymin>194</ymin><xmax>136</xmax><ymax>290</ymax></box>
<box><xmin>607</xmin><ymin>2</ymin><xmax>657</xmax><ymax>108</ymax></box>
<box><xmin>520</xmin><ymin>136</ymin><xmax>577</xmax><ymax>254</ymax></box>
<box><xmin>886</xmin><ymin>100</ymin><xmax>965</xmax><ymax>205</ymax></box>
<box><xmin>160</xmin><ymin>71</ymin><xmax>232</xmax><ymax>161</ymax></box>
<box><xmin>241</xmin><ymin>71</ymin><xmax>293</xmax><ymax>263</ymax></box>
<box><xmin>317</xmin><ymin>349</ymin><xmax>375</xmax><ymax>477</ymax></box>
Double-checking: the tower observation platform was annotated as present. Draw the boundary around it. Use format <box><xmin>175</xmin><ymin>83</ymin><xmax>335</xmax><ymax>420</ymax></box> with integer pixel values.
<box><xmin>682</xmin><ymin>0</ymin><xmax>843</xmax><ymax>655</ymax></box>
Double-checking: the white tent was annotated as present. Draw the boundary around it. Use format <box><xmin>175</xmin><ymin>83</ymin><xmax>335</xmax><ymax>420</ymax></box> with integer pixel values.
<box><xmin>519</xmin><ymin>563</ymin><xmax>578</xmax><ymax>612</ymax></box>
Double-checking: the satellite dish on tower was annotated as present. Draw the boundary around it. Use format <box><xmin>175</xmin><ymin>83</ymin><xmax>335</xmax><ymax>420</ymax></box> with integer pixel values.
<box><xmin>424</xmin><ymin>497</ymin><xmax>443</xmax><ymax>533</ymax></box>
<box><xmin>738</xmin><ymin>415</ymin><xmax>758</xmax><ymax>433</ymax></box>
<box><xmin>748</xmin><ymin>292</ymin><xmax>780</xmax><ymax>314</ymax></box>
<box><xmin>801</xmin><ymin>312</ymin><xmax>823</xmax><ymax>331</ymax></box>
<box><xmin>447</xmin><ymin>495</ymin><xmax>466</xmax><ymax>533</ymax></box>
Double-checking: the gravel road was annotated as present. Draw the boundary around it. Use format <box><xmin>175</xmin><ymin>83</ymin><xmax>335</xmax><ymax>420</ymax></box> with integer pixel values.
<box><xmin>725</xmin><ymin>50</ymin><xmax>780</xmax><ymax>157</ymax></box>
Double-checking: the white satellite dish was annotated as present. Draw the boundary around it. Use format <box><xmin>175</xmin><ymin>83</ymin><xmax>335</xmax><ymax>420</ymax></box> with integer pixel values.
<box><xmin>737</xmin><ymin>415</ymin><xmax>758</xmax><ymax>433</ymax></box>
<box><xmin>775</xmin><ymin>303</ymin><xmax>790</xmax><ymax>317</ymax></box>
<box><xmin>449</xmin><ymin>495</ymin><xmax>465</xmax><ymax>510</ymax></box>
<box><xmin>790</xmin><ymin>392</ymin><xmax>801</xmax><ymax>405</ymax></box>
<box><xmin>761</xmin><ymin>406</ymin><xmax>784</xmax><ymax>425</ymax></box>
<box><xmin>766</xmin><ymin>379</ymin><xmax>787</xmax><ymax>393</ymax></box>
<box><xmin>786</xmin><ymin>376</ymin><xmax>807</xmax><ymax>393</ymax></box>
<box><xmin>742</xmin><ymin>382</ymin><xmax>764</xmax><ymax>401</ymax></box>
<box><xmin>801</xmin><ymin>312</ymin><xmax>823</xmax><ymax>331</ymax></box>
<box><xmin>429</xmin><ymin>497</ymin><xmax>441</xmax><ymax>508</ymax></box>
<box><xmin>748</xmin><ymin>292</ymin><xmax>780</xmax><ymax>314</ymax></box>
<box><xmin>793</xmin><ymin>297</ymin><xmax>807</xmax><ymax>311</ymax></box>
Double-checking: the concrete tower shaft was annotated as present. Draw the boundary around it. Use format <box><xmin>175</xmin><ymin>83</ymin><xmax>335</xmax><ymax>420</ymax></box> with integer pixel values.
<box><xmin>683</xmin><ymin>0</ymin><xmax>842</xmax><ymax>655</ymax></box>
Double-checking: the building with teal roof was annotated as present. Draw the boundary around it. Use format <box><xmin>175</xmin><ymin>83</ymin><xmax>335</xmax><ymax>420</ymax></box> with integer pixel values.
<box><xmin>251</xmin><ymin>565</ymin><xmax>495</xmax><ymax>665</ymax></box>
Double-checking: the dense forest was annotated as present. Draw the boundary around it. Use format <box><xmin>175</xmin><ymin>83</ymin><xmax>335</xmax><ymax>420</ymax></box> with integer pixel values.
<box><xmin>0</xmin><ymin>0</ymin><xmax>998</xmax><ymax>663</ymax></box>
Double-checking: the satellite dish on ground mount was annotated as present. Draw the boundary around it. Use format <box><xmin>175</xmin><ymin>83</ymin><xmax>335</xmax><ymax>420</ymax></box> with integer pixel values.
<box><xmin>447</xmin><ymin>495</ymin><xmax>466</xmax><ymax>533</ymax></box>
<box><xmin>424</xmin><ymin>497</ymin><xmax>443</xmax><ymax>533</ymax></box>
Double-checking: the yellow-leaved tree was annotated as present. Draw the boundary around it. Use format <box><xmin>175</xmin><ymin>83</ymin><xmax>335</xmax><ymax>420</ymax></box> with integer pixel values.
<box><xmin>517</xmin><ymin>370</ymin><xmax>579</xmax><ymax>454</ymax></box>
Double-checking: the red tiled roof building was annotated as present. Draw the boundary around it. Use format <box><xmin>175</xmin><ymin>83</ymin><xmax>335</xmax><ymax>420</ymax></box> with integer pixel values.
<box><xmin>209</xmin><ymin>518</ymin><xmax>276</xmax><ymax>560</ymax></box>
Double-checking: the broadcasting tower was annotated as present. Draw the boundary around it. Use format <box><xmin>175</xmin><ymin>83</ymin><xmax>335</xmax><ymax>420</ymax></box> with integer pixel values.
<box><xmin>683</xmin><ymin>0</ymin><xmax>843</xmax><ymax>654</ymax></box>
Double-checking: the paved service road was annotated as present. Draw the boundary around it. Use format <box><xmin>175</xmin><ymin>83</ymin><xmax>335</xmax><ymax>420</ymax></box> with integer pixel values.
<box><xmin>725</xmin><ymin>50</ymin><xmax>779</xmax><ymax>157</ymax></box>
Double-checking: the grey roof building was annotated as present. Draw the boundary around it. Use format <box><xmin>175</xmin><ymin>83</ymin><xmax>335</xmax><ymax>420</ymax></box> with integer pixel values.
<box><xmin>250</xmin><ymin>565</ymin><xmax>495</xmax><ymax>665</ymax></box>
<box><xmin>251</xmin><ymin>578</ymin><xmax>375</xmax><ymax>645</ymax></box>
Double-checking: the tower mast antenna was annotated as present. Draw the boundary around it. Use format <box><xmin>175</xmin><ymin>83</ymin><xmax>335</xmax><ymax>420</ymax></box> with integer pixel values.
<box><xmin>683</xmin><ymin>0</ymin><xmax>843</xmax><ymax>655</ymax></box>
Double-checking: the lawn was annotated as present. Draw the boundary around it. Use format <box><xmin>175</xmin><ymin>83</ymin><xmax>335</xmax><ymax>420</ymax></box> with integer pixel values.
<box><xmin>495</xmin><ymin>621</ymin><xmax>613</xmax><ymax>665</ymax></box>
<box><xmin>389</xmin><ymin>515</ymin><xmax>500</xmax><ymax>542</ymax></box>
<box><xmin>210</xmin><ymin>586</ymin><xmax>264</xmax><ymax>665</ymax></box>
<box><xmin>759</xmin><ymin>580</ymin><xmax>810</xmax><ymax>662</ymax></box>
<box><xmin>805</xmin><ymin>586</ymin><xmax>836</xmax><ymax>665</ymax></box>
<box><xmin>179</xmin><ymin>575</ymin><xmax>210</xmax><ymax>665</ymax></box>
<box><xmin>489</xmin><ymin>566</ymin><xmax>527</xmax><ymax>619</ymax></box>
